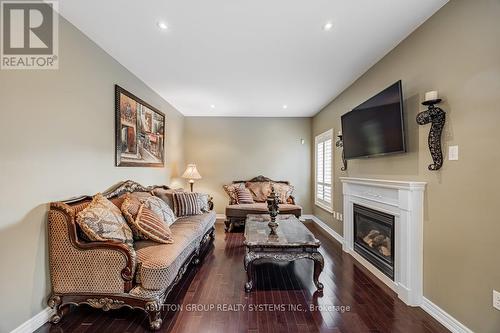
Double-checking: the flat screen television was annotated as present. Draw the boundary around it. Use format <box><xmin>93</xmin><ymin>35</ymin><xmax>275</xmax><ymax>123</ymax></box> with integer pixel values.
<box><xmin>341</xmin><ymin>80</ymin><xmax>405</xmax><ymax>159</ymax></box>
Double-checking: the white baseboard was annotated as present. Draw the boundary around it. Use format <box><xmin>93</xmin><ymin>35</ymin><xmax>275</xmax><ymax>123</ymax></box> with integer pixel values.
<box><xmin>421</xmin><ymin>297</ymin><xmax>473</xmax><ymax>333</ymax></box>
<box><xmin>216</xmin><ymin>214</ymin><xmax>226</xmax><ymax>220</ymax></box>
<box><xmin>10</xmin><ymin>307</ymin><xmax>54</xmax><ymax>333</ymax></box>
<box><xmin>303</xmin><ymin>214</ymin><xmax>344</xmax><ymax>245</ymax></box>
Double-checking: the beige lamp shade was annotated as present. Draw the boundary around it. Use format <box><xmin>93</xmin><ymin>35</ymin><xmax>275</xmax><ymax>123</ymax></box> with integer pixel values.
<box><xmin>182</xmin><ymin>164</ymin><xmax>202</xmax><ymax>180</ymax></box>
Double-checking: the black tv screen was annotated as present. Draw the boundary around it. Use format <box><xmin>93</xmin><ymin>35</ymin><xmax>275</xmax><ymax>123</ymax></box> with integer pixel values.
<box><xmin>341</xmin><ymin>81</ymin><xmax>405</xmax><ymax>159</ymax></box>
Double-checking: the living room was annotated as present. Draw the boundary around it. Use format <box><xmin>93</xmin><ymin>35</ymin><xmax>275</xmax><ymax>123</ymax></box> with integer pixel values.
<box><xmin>0</xmin><ymin>0</ymin><xmax>499</xmax><ymax>332</ymax></box>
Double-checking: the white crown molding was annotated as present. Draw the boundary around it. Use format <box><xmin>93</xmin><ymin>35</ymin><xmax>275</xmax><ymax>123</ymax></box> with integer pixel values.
<box><xmin>10</xmin><ymin>307</ymin><xmax>54</xmax><ymax>333</ymax></box>
<box><xmin>421</xmin><ymin>298</ymin><xmax>473</xmax><ymax>333</ymax></box>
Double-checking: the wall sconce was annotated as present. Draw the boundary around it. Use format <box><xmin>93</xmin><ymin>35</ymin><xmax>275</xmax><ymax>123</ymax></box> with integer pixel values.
<box><xmin>335</xmin><ymin>131</ymin><xmax>347</xmax><ymax>171</ymax></box>
<box><xmin>416</xmin><ymin>91</ymin><xmax>446</xmax><ymax>171</ymax></box>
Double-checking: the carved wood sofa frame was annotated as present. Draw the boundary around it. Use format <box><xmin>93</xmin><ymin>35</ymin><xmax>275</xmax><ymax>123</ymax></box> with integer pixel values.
<box><xmin>47</xmin><ymin>180</ymin><xmax>215</xmax><ymax>330</ymax></box>
<box><xmin>224</xmin><ymin>175</ymin><xmax>298</xmax><ymax>232</ymax></box>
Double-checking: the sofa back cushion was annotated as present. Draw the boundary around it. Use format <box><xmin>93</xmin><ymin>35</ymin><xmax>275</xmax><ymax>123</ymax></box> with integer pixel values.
<box><xmin>245</xmin><ymin>181</ymin><xmax>272</xmax><ymax>202</ymax></box>
<box><xmin>235</xmin><ymin>187</ymin><xmax>255</xmax><ymax>204</ymax></box>
<box><xmin>76</xmin><ymin>193</ymin><xmax>133</xmax><ymax>245</ymax></box>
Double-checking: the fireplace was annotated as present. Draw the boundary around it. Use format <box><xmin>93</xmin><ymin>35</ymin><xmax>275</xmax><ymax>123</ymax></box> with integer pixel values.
<box><xmin>353</xmin><ymin>204</ymin><xmax>395</xmax><ymax>280</ymax></box>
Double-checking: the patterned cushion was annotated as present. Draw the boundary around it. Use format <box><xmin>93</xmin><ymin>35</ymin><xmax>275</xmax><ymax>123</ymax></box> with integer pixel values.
<box><xmin>272</xmin><ymin>182</ymin><xmax>295</xmax><ymax>203</ymax></box>
<box><xmin>223</xmin><ymin>182</ymin><xmax>245</xmax><ymax>204</ymax></box>
<box><xmin>245</xmin><ymin>181</ymin><xmax>272</xmax><ymax>202</ymax></box>
<box><xmin>152</xmin><ymin>188</ymin><xmax>185</xmax><ymax>210</ymax></box>
<box><xmin>197</xmin><ymin>193</ymin><xmax>210</xmax><ymax>212</ymax></box>
<box><xmin>122</xmin><ymin>196</ymin><xmax>174</xmax><ymax>243</ymax></box>
<box><xmin>140</xmin><ymin>196</ymin><xmax>176</xmax><ymax>226</ymax></box>
<box><xmin>173</xmin><ymin>192</ymin><xmax>202</xmax><ymax>216</ymax></box>
<box><xmin>235</xmin><ymin>187</ymin><xmax>254</xmax><ymax>204</ymax></box>
<box><xmin>76</xmin><ymin>193</ymin><xmax>133</xmax><ymax>245</ymax></box>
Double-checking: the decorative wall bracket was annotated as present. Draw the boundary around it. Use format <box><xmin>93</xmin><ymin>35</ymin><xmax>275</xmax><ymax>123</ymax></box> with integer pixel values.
<box><xmin>336</xmin><ymin>134</ymin><xmax>348</xmax><ymax>171</ymax></box>
<box><xmin>416</xmin><ymin>98</ymin><xmax>446</xmax><ymax>171</ymax></box>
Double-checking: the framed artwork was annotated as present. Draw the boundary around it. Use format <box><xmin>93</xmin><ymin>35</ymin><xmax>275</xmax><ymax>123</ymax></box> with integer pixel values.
<box><xmin>115</xmin><ymin>85</ymin><xmax>165</xmax><ymax>167</ymax></box>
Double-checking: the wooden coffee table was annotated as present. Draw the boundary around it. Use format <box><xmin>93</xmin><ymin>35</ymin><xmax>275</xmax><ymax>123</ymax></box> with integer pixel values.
<box><xmin>243</xmin><ymin>214</ymin><xmax>324</xmax><ymax>292</ymax></box>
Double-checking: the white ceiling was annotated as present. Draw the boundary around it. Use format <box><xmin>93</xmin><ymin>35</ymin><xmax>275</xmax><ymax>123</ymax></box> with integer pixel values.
<box><xmin>58</xmin><ymin>0</ymin><xmax>447</xmax><ymax>117</ymax></box>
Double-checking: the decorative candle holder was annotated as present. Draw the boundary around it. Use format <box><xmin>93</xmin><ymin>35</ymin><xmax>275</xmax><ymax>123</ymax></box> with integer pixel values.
<box><xmin>335</xmin><ymin>134</ymin><xmax>347</xmax><ymax>171</ymax></box>
<box><xmin>416</xmin><ymin>97</ymin><xmax>446</xmax><ymax>171</ymax></box>
<box><xmin>266</xmin><ymin>187</ymin><xmax>280</xmax><ymax>235</ymax></box>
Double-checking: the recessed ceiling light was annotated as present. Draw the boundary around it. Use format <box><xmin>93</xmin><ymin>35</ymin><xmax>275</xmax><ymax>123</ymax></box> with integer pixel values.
<box><xmin>323</xmin><ymin>22</ymin><xmax>333</xmax><ymax>31</ymax></box>
<box><xmin>282</xmin><ymin>104</ymin><xmax>288</xmax><ymax>109</ymax></box>
<box><xmin>210</xmin><ymin>104</ymin><xmax>216</xmax><ymax>109</ymax></box>
<box><xmin>157</xmin><ymin>21</ymin><xmax>168</xmax><ymax>30</ymax></box>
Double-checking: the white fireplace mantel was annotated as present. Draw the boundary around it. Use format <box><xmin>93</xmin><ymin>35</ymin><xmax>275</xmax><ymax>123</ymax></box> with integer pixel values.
<box><xmin>340</xmin><ymin>177</ymin><xmax>426</xmax><ymax>306</ymax></box>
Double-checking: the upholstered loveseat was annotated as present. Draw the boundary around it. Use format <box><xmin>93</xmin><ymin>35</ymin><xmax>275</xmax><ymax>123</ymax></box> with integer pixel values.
<box><xmin>47</xmin><ymin>180</ymin><xmax>215</xmax><ymax>330</ymax></box>
<box><xmin>223</xmin><ymin>176</ymin><xmax>302</xmax><ymax>231</ymax></box>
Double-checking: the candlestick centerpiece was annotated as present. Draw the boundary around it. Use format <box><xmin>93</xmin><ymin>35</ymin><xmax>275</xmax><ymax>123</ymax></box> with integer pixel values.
<box><xmin>266</xmin><ymin>187</ymin><xmax>280</xmax><ymax>235</ymax></box>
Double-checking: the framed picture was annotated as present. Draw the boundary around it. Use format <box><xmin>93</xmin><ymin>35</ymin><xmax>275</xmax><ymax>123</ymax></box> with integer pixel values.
<box><xmin>115</xmin><ymin>85</ymin><xmax>165</xmax><ymax>167</ymax></box>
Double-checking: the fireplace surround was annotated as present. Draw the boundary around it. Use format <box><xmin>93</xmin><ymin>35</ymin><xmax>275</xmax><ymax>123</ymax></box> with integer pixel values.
<box><xmin>340</xmin><ymin>177</ymin><xmax>426</xmax><ymax>306</ymax></box>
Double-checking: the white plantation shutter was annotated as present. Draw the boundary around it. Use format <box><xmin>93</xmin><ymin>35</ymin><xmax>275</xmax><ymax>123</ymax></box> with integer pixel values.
<box><xmin>315</xmin><ymin>130</ymin><xmax>333</xmax><ymax>211</ymax></box>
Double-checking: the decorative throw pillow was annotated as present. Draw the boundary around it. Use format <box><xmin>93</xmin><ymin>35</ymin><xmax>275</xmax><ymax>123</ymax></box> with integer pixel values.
<box><xmin>272</xmin><ymin>182</ymin><xmax>295</xmax><ymax>204</ymax></box>
<box><xmin>121</xmin><ymin>196</ymin><xmax>173</xmax><ymax>244</ymax></box>
<box><xmin>223</xmin><ymin>182</ymin><xmax>245</xmax><ymax>204</ymax></box>
<box><xmin>140</xmin><ymin>196</ymin><xmax>176</xmax><ymax>227</ymax></box>
<box><xmin>197</xmin><ymin>193</ymin><xmax>210</xmax><ymax>212</ymax></box>
<box><xmin>152</xmin><ymin>188</ymin><xmax>184</xmax><ymax>211</ymax></box>
<box><xmin>173</xmin><ymin>192</ymin><xmax>202</xmax><ymax>216</ymax></box>
<box><xmin>121</xmin><ymin>195</ymin><xmax>141</xmax><ymax>226</ymax></box>
<box><xmin>235</xmin><ymin>187</ymin><xmax>254</xmax><ymax>204</ymax></box>
<box><xmin>76</xmin><ymin>193</ymin><xmax>133</xmax><ymax>245</ymax></box>
<box><xmin>245</xmin><ymin>181</ymin><xmax>272</xmax><ymax>202</ymax></box>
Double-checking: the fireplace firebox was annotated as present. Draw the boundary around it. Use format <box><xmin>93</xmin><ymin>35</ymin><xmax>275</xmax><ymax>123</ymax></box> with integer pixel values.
<box><xmin>353</xmin><ymin>204</ymin><xmax>395</xmax><ymax>280</ymax></box>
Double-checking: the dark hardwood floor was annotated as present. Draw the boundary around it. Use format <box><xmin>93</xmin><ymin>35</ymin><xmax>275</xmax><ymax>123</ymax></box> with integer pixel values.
<box><xmin>37</xmin><ymin>221</ymin><xmax>449</xmax><ymax>333</ymax></box>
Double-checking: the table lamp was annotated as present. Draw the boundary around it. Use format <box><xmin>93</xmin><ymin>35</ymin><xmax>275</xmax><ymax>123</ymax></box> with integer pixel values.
<box><xmin>182</xmin><ymin>164</ymin><xmax>202</xmax><ymax>192</ymax></box>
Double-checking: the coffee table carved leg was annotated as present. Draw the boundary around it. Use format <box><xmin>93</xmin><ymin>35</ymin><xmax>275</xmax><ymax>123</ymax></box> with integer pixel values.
<box><xmin>311</xmin><ymin>252</ymin><xmax>324</xmax><ymax>291</ymax></box>
<box><xmin>224</xmin><ymin>219</ymin><xmax>231</xmax><ymax>232</ymax></box>
<box><xmin>244</xmin><ymin>252</ymin><xmax>257</xmax><ymax>292</ymax></box>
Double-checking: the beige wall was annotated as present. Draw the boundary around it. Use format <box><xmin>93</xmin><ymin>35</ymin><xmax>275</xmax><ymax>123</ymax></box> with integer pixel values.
<box><xmin>184</xmin><ymin>117</ymin><xmax>312</xmax><ymax>214</ymax></box>
<box><xmin>312</xmin><ymin>0</ymin><xmax>500</xmax><ymax>331</ymax></box>
<box><xmin>0</xmin><ymin>18</ymin><xmax>185</xmax><ymax>332</ymax></box>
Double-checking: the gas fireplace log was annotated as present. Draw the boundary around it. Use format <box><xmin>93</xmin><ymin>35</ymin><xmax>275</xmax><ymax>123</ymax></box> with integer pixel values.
<box><xmin>379</xmin><ymin>245</ymin><xmax>391</xmax><ymax>257</ymax></box>
<box><xmin>362</xmin><ymin>230</ymin><xmax>381</xmax><ymax>246</ymax></box>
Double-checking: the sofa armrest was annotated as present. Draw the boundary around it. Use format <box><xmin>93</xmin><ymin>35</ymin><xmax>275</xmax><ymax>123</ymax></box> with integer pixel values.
<box><xmin>48</xmin><ymin>202</ymin><xmax>136</xmax><ymax>294</ymax></box>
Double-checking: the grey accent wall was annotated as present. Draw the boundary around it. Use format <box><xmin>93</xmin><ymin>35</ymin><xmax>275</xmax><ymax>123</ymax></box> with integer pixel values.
<box><xmin>0</xmin><ymin>17</ymin><xmax>185</xmax><ymax>332</ymax></box>
<box><xmin>184</xmin><ymin>117</ymin><xmax>312</xmax><ymax>214</ymax></box>
<box><xmin>312</xmin><ymin>0</ymin><xmax>500</xmax><ymax>331</ymax></box>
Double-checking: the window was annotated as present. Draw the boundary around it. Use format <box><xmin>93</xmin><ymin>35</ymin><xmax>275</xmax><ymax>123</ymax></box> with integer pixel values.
<box><xmin>315</xmin><ymin>129</ymin><xmax>333</xmax><ymax>212</ymax></box>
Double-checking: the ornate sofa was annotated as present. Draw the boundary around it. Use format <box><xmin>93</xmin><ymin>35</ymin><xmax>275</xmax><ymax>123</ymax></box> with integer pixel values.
<box><xmin>224</xmin><ymin>176</ymin><xmax>302</xmax><ymax>232</ymax></box>
<box><xmin>47</xmin><ymin>180</ymin><xmax>215</xmax><ymax>330</ymax></box>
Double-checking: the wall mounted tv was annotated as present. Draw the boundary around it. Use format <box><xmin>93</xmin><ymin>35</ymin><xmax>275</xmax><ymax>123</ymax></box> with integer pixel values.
<box><xmin>341</xmin><ymin>80</ymin><xmax>406</xmax><ymax>160</ymax></box>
